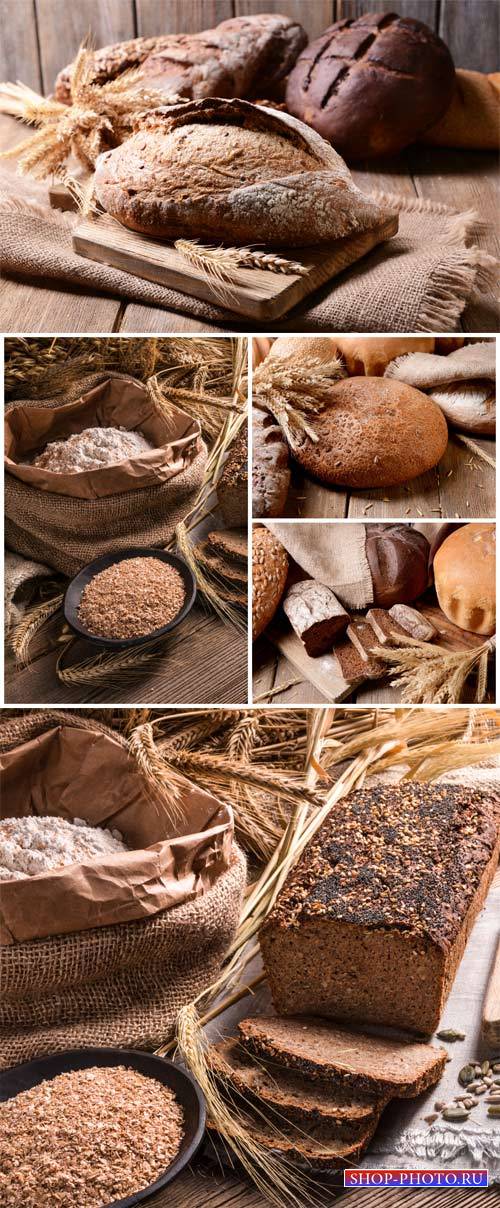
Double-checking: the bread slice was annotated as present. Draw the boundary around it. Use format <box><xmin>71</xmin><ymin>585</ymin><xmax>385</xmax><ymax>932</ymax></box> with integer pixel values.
<box><xmin>207</xmin><ymin>1113</ymin><xmax>373</xmax><ymax>1171</ymax></box>
<box><xmin>195</xmin><ymin>541</ymin><xmax>248</xmax><ymax>588</ymax></box>
<box><xmin>207</xmin><ymin>529</ymin><xmax>247</xmax><ymax>565</ymax></box>
<box><xmin>238</xmin><ymin>1016</ymin><xmax>447</xmax><ymax>1099</ymax></box>
<box><xmin>209</xmin><ymin>1038</ymin><xmax>385</xmax><ymax>1136</ymax></box>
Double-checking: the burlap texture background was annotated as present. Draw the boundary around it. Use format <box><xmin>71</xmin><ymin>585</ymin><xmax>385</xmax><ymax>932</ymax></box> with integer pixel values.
<box><xmin>0</xmin><ymin>167</ymin><xmax>497</xmax><ymax>332</ymax></box>
<box><xmin>0</xmin><ymin>711</ymin><xmax>246</xmax><ymax>1068</ymax></box>
<box><xmin>4</xmin><ymin>371</ymin><xmax>207</xmax><ymax>576</ymax></box>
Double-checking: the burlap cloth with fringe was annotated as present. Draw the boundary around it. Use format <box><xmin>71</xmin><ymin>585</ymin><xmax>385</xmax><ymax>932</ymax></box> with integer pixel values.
<box><xmin>4</xmin><ymin>370</ymin><xmax>207</xmax><ymax>577</ymax></box>
<box><xmin>0</xmin><ymin>165</ymin><xmax>496</xmax><ymax>332</ymax></box>
<box><xmin>0</xmin><ymin>711</ymin><xmax>247</xmax><ymax>1069</ymax></box>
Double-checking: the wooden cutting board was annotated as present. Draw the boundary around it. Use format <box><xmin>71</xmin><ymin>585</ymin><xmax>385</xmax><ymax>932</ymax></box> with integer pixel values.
<box><xmin>71</xmin><ymin>213</ymin><xmax>398</xmax><ymax>321</ymax></box>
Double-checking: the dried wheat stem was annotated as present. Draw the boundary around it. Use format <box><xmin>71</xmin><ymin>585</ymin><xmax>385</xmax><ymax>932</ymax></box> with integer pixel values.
<box><xmin>454</xmin><ymin>433</ymin><xmax>496</xmax><ymax>468</ymax></box>
<box><xmin>174</xmin><ymin>238</ymin><xmax>308</xmax><ymax>283</ymax></box>
<box><xmin>9</xmin><ymin>592</ymin><xmax>64</xmax><ymax>666</ymax></box>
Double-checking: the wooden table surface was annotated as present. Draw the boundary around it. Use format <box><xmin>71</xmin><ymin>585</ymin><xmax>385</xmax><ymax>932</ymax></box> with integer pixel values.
<box><xmin>0</xmin><ymin>114</ymin><xmax>497</xmax><ymax>334</ymax></box>
<box><xmin>281</xmin><ymin>432</ymin><xmax>496</xmax><ymax>521</ymax></box>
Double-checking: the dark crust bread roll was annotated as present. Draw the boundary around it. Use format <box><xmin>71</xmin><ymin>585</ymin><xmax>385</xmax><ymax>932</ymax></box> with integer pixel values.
<box><xmin>286</xmin><ymin>12</ymin><xmax>455</xmax><ymax>159</ymax></box>
<box><xmin>93</xmin><ymin>98</ymin><xmax>396</xmax><ymax>248</ymax></box>
<box><xmin>366</xmin><ymin>524</ymin><xmax>430</xmax><ymax>608</ymax></box>
<box><xmin>55</xmin><ymin>14</ymin><xmax>307</xmax><ymax>104</ymax></box>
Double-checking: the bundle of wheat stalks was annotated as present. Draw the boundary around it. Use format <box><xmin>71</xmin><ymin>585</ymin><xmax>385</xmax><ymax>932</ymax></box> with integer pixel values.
<box><xmin>7</xmin><ymin>336</ymin><xmax>248</xmax><ymax>678</ymax></box>
<box><xmin>118</xmin><ymin>704</ymin><xmax>499</xmax><ymax>1206</ymax></box>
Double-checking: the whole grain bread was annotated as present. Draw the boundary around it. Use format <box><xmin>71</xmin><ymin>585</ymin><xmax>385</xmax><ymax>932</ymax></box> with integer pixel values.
<box><xmin>252</xmin><ymin>406</ymin><xmax>290</xmax><ymax>519</ymax></box>
<box><xmin>283</xmin><ymin>580</ymin><xmax>349</xmax><ymax>656</ymax></box>
<box><xmin>207</xmin><ymin>529</ymin><xmax>247</xmax><ymax>565</ymax></box>
<box><xmin>293</xmin><ymin>378</ymin><xmax>448</xmax><ymax>489</ymax></box>
<box><xmin>207</xmin><ymin>1113</ymin><xmax>373</xmax><ymax>1170</ymax></box>
<box><xmin>239</xmin><ymin>1016</ymin><xmax>446</xmax><ymax>1099</ymax></box>
<box><xmin>252</xmin><ymin>526</ymin><xmax>288</xmax><ymax>640</ymax></box>
<box><xmin>93</xmin><ymin>99</ymin><xmax>396</xmax><ymax>247</ymax></box>
<box><xmin>216</xmin><ymin>428</ymin><xmax>247</xmax><ymax>529</ymax></box>
<box><xmin>195</xmin><ymin>541</ymin><xmax>247</xmax><ymax>589</ymax></box>
<box><xmin>55</xmin><ymin>14</ymin><xmax>307</xmax><ymax>104</ymax></box>
<box><xmin>209</xmin><ymin>1038</ymin><xmax>385</xmax><ymax>1135</ymax></box>
<box><xmin>259</xmin><ymin>782</ymin><xmax>500</xmax><ymax>1034</ymax></box>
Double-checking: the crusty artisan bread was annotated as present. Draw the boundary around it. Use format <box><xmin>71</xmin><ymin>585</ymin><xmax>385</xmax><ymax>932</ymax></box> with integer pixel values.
<box><xmin>239</xmin><ymin>1016</ymin><xmax>447</xmax><ymax>1099</ymax></box>
<box><xmin>433</xmin><ymin>523</ymin><xmax>496</xmax><ymax>635</ymax></box>
<box><xmin>55</xmin><ymin>14</ymin><xmax>307</xmax><ymax>104</ymax></box>
<box><xmin>422</xmin><ymin>69</ymin><xmax>500</xmax><ymax>150</ymax></box>
<box><xmin>93</xmin><ymin>98</ymin><xmax>397</xmax><ymax>247</ymax></box>
<box><xmin>207</xmin><ymin>1112</ymin><xmax>374</xmax><ymax>1170</ymax></box>
<box><xmin>252</xmin><ymin>526</ymin><xmax>288</xmax><ymax>640</ymax></box>
<box><xmin>283</xmin><ymin>580</ymin><xmax>349</xmax><ymax>656</ymax></box>
<box><xmin>252</xmin><ymin>406</ymin><xmax>290</xmax><ymax>518</ymax></box>
<box><xmin>331</xmin><ymin>336</ymin><xmax>435</xmax><ymax>377</ymax></box>
<box><xmin>365</xmin><ymin>524</ymin><xmax>430</xmax><ymax>608</ymax></box>
<box><xmin>209</xmin><ymin>1038</ymin><xmax>384</xmax><ymax>1135</ymax></box>
<box><xmin>259</xmin><ymin>782</ymin><xmax>500</xmax><ymax>1035</ymax></box>
<box><xmin>207</xmin><ymin>529</ymin><xmax>247</xmax><ymax>565</ymax></box>
<box><xmin>216</xmin><ymin>428</ymin><xmax>247</xmax><ymax>528</ymax></box>
<box><xmin>293</xmin><ymin>378</ymin><xmax>448</xmax><ymax>489</ymax></box>
<box><xmin>286</xmin><ymin>12</ymin><xmax>455</xmax><ymax>159</ymax></box>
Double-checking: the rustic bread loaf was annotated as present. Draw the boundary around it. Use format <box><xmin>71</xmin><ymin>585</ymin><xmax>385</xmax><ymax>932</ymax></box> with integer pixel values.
<box><xmin>366</xmin><ymin>607</ymin><xmax>413</xmax><ymax>645</ymax></box>
<box><xmin>259</xmin><ymin>782</ymin><xmax>500</xmax><ymax>1034</ymax></box>
<box><xmin>239</xmin><ymin>1015</ymin><xmax>447</xmax><ymax>1098</ymax></box>
<box><xmin>293</xmin><ymin>379</ymin><xmax>448</xmax><ymax>489</ymax></box>
<box><xmin>252</xmin><ymin>406</ymin><xmax>290</xmax><ymax>518</ymax></box>
<box><xmin>209</xmin><ymin>1038</ymin><xmax>384</xmax><ymax>1135</ymax></box>
<box><xmin>195</xmin><ymin>541</ymin><xmax>247</xmax><ymax>589</ymax></box>
<box><xmin>55</xmin><ymin>14</ymin><xmax>307</xmax><ymax>104</ymax></box>
<box><xmin>331</xmin><ymin>337</ymin><xmax>435</xmax><ymax>377</ymax></box>
<box><xmin>207</xmin><ymin>529</ymin><xmax>247</xmax><ymax>565</ymax></box>
<box><xmin>388</xmin><ymin>604</ymin><xmax>437</xmax><ymax>641</ymax></box>
<box><xmin>268</xmin><ymin>336</ymin><xmax>338</xmax><ymax>364</ymax></box>
<box><xmin>366</xmin><ymin>524</ymin><xmax>430</xmax><ymax>608</ymax></box>
<box><xmin>283</xmin><ymin>580</ymin><xmax>349</xmax><ymax>656</ymax></box>
<box><xmin>433</xmin><ymin>523</ymin><xmax>496</xmax><ymax>635</ymax></box>
<box><xmin>207</xmin><ymin>1111</ymin><xmax>374</xmax><ymax>1170</ymax></box>
<box><xmin>252</xmin><ymin>526</ymin><xmax>288</xmax><ymax>640</ymax></box>
<box><xmin>285</xmin><ymin>12</ymin><xmax>455</xmax><ymax>159</ymax></box>
<box><xmin>216</xmin><ymin>428</ymin><xmax>247</xmax><ymax>528</ymax></box>
<box><xmin>93</xmin><ymin>99</ymin><xmax>396</xmax><ymax>247</ymax></box>
<box><xmin>422</xmin><ymin>69</ymin><xmax>500</xmax><ymax>150</ymax></box>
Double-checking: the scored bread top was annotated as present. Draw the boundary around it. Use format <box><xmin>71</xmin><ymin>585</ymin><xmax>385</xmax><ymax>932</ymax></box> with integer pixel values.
<box><xmin>94</xmin><ymin>98</ymin><xmax>396</xmax><ymax>247</ymax></box>
<box><xmin>261</xmin><ymin>782</ymin><xmax>499</xmax><ymax>950</ymax></box>
<box><xmin>238</xmin><ymin>1015</ymin><xmax>446</xmax><ymax>1098</ymax></box>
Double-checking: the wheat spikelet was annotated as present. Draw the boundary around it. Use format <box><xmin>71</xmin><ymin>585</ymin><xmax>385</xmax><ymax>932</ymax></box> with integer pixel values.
<box><xmin>127</xmin><ymin>722</ymin><xmax>187</xmax><ymax>820</ymax></box>
<box><xmin>374</xmin><ymin>634</ymin><xmax>495</xmax><ymax>704</ymax></box>
<box><xmin>9</xmin><ymin>593</ymin><xmax>64</xmax><ymax>666</ymax></box>
<box><xmin>252</xmin><ymin>355</ymin><xmax>345</xmax><ymax>451</ymax></box>
<box><xmin>174</xmin><ymin>239</ymin><xmax>308</xmax><ymax>291</ymax></box>
<box><xmin>176</xmin><ymin>521</ymin><xmax>246</xmax><ymax>634</ymax></box>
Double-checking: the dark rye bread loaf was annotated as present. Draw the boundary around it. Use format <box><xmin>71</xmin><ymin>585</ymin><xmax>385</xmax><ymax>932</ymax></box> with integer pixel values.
<box><xmin>259</xmin><ymin>782</ymin><xmax>500</xmax><ymax>1035</ymax></box>
<box><xmin>239</xmin><ymin>1016</ymin><xmax>446</xmax><ymax>1099</ymax></box>
<box><xmin>293</xmin><ymin>378</ymin><xmax>448</xmax><ymax>489</ymax></box>
<box><xmin>216</xmin><ymin>428</ymin><xmax>247</xmax><ymax>528</ymax></box>
<box><xmin>286</xmin><ymin>12</ymin><xmax>455</xmax><ymax>159</ymax></box>
<box><xmin>207</xmin><ymin>529</ymin><xmax>247</xmax><ymax>565</ymax></box>
<box><xmin>93</xmin><ymin>99</ymin><xmax>396</xmax><ymax>247</ymax></box>
<box><xmin>209</xmin><ymin>1037</ymin><xmax>384</xmax><ymax>1134</ymax></box>
<box><xmin>207</xmin><ymin>1112</ymin><xmax>373</xmax><ymax>1170</ymax></box>
<box><xmin>252</xmin><ymin>406</ymin><xmax>290</xmax><ymax>519</ymax></box>
<box><xmin>55</xmin><ymin>14</ymin><xmax>307</xmax><ymax>104</ymax></box>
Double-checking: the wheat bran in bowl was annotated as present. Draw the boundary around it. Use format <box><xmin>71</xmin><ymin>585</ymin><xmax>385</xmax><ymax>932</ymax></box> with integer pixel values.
<box><xmin>77</xmin><ymin>556</ymin><xmax>187</xmax><ymax>640</ymax></box>
<box><xmin>0</xmin><ymin>1064</ymin><xmax>185</xmax><ymax>1208</ymax></box>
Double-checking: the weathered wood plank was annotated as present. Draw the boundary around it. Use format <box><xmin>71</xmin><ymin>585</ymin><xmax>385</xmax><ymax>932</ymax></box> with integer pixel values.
<box><xmin>136</xmin><ymin>1</ymin><xmax>233</xmax><ymax>36</ymax></box>
<box><xmin>438</xmin><ymin>433</ymin><xmax>496</xmax><ymax>519</ymax></box>
<box><xmin>440</xmin><ymin>0</ymin><xmax>499</xmax><ymax>72</ymax></box>
<box><xmin>35</xmin><ymin>0</ymin><xmax>135</xmax><ymax>95</ymax></box>
<box><xmin>0</xmin><ymin>0</ymin><xmax>42</xmax><ymax>91</ymax></box>
<box><xmin>0</xmin><ymin>277</ymin><xmax>122</xmax><ymax>334</ymax></box>
<box><xmin>234</xmin><ymin>0</ymin><xmax>334</xmax><ymax>41</ymax></box>
<box><xmin>347</xmin><ymin>469</ymin><xmax>441</xmax><ymax>520</ymax></box>
<box><xmin>119</xmin><ymin>304</ymin><xmax>229</xmax><ymax>333</ymax></box>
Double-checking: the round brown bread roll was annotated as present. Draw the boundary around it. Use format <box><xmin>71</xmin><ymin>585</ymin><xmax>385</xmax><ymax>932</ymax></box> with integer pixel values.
<box><xmin>252</xmin><ymin>527</ymin><xmax>289</xmax><ymax>640</ymax></box>
<box><xmin>293</xmin><ymin>378</ymin><xmax>448</xmax><ymax>489</ymax></box>
<box><xmin>94</xmin><ymin>98</ymin><xmax>395</xmax><ymax>247</ymax></box>
<box><xmin>331</xmin><ymin>337</ymin><xmax>435</xmax><ymax>377</ymax></box>
<box><xmin>285</xmin><ymin>12</ymin><xmax>455</xmax><ymax>160</ymax></box>
<box><xmin>366</xmin><ymin>525</ymin><xmax>430</xmax><ymax>608</ymax></box>
<box><xmin>268</xmin><ymin>337</ymin><xmax>337</xmax><ymax>364</ymax></box>
<box><xmin>433</xmin><ymin>524</ymin><xmax>496</xmax><ymax>635</ymax></box>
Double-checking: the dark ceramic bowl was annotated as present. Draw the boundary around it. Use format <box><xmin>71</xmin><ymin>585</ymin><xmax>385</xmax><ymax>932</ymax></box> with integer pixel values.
<box><xmin>0</xmin><ymin>1047</ymin><xmax>206</xmax><ymax>1207</ymax></box>
<box><xmin>63</xmin><ymin>547</ymin><xmax>197</xmax><ymax>649</ymax></box>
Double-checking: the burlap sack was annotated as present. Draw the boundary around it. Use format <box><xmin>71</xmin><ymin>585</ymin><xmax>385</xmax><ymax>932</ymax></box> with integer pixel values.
<box><xmin>4</xmin><ymin>372</ymin><xmax>208</xmax><ymax>576</ymax></box>
<box><xmin>265</xmin><ymin>521</ymin><xmax>373</xmax><ymax>610</ymax></box>
<box><xmin>0</xmin><ymin>711</ymin><xmax>246</xmax><ymax>1068</ymax></box>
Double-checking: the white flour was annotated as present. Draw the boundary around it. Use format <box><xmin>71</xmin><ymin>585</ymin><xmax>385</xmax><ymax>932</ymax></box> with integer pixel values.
<box><xmin>0</xmin><ymin>816</ymin><xmax>128</xmax><ymax>880</ymax></box>
<box><xmin>32</xmin><ymin>426</ymin><xmax>154</xmax><ymax>473</ymax></box>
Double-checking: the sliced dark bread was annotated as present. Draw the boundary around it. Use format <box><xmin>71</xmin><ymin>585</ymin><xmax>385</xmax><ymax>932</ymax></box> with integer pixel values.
<box><xmin>238</xmin><ymin>1016</ymin><xmax>446</xmax><ymax>1099</ymax></box>
<box><xmin>207</xmin><ymin>1113</ymin><xmax>372</xmax><ymax>1171</ymax></box>
<box><xmin>208</xmin><ymin>529</ymin><xmax>247</xmax><ymax>565</ymax></box>
<box><xmin>209</xmin><ymin>1038</ymin><xmax>385</xmax><ymax>1138</ymax></box>
<box><xmin>196</xmin><ymin>541</ymin><xmax>248</xmax><ymax>588</ymax></box>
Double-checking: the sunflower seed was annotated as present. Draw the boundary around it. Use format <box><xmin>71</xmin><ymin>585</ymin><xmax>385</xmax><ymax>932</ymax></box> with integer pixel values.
<box><xmin>437</xmin><ymin>1029</ymin><xmax>466</xmax><ymax>1042</ymax></box>
<box><xmin>443</xmin><ymin>1107</ymin><xmax>470</xmax><ymax>1122</ymax></box>
<box><xmin>483</xmin><ymin>1077</ymin><xmax>493</xmax><ymax>1086</ymax></box>
<box><xmin>475</xmin><ymin>1084</ymin><xmax>488</xmax><ymax>1095</ymax></box>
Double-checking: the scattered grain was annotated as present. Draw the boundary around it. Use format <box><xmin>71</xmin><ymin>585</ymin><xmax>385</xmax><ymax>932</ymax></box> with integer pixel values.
<box><xmin>77</xmin><ymin>557</ymin><xmax>186</xmax><ymax>640</ymax></box>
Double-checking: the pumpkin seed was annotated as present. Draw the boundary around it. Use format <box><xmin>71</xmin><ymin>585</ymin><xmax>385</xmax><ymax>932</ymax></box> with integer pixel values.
<box><xmin>458</xmin><ymin>1064</ymin><xmax>475</xmax><ymax>1086</ymax></box>
<box><xmin>442</xmin><ymin>1107</ymin><xmax>470</xmax><ymax>1121</ymax></box>
<box><xmin>437</xmin><ymin>1029</ymin><xmax>465</xmax><ymax>1042</ymax></box>
<box><xmin>487</xmin><ymin>1105</ymin><xmax>500</xmax><ymax>1117</ymax></box>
